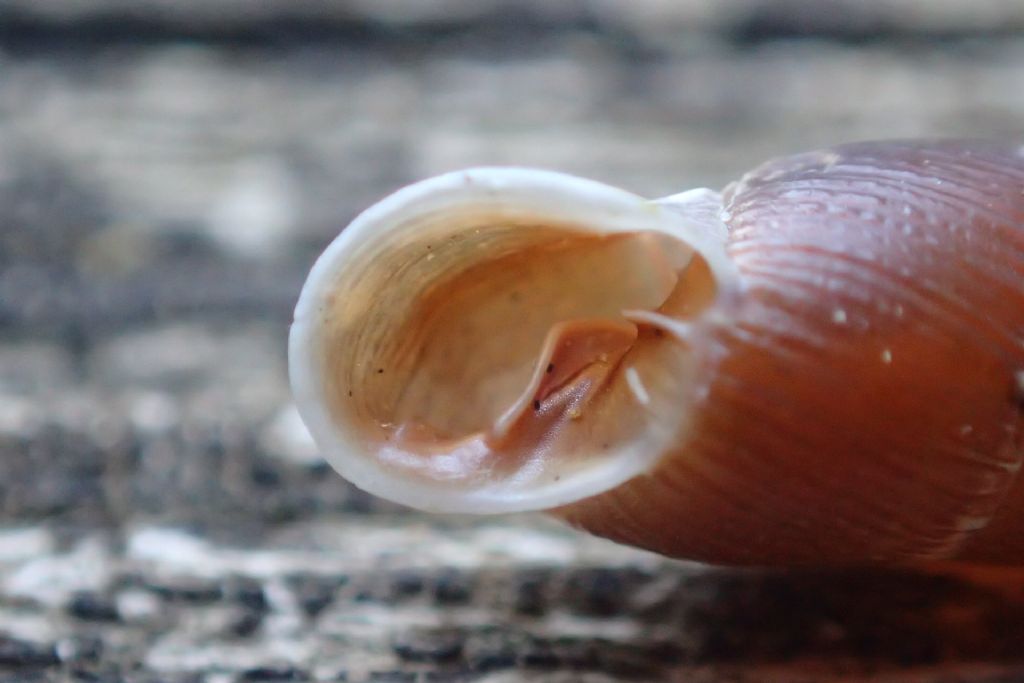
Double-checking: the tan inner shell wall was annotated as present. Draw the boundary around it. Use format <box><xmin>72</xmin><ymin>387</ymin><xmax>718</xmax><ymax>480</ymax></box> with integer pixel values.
<box><xmin>319</xmin><ymin>224</ymin><xmax>719</xmax><ymax>486</ymax></box>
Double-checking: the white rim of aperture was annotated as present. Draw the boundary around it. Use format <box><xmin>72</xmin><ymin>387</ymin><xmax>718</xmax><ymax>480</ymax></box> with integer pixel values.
<box><xmin>288</xmin><ymin>167</ymin><xmax>738</xmax><ymax>513</ymax></box>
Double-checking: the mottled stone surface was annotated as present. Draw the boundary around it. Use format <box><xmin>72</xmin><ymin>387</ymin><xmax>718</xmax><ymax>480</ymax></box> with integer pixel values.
<box><xmin>2</xmin><ymin>2</ymin><xmax>1024</xmax><ymax>681</ymax></box>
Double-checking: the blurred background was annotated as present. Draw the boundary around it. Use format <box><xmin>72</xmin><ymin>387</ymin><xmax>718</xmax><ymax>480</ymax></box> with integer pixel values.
<box><xmin>2</xmin><ymin>1</ymin><xmax>1024</xmax><ymax>681</ymax></box>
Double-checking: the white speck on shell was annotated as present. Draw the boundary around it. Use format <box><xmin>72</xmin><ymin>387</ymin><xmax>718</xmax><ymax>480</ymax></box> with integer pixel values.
<box><xmin>832</xmin><ymin>309</ymin><xmax>848</xmax><ymax>324</ymax></box>
<box><xmin>818</xmin><ymin>151</ymin><xmax>842</xmax><ymax>168</ymax></box>
<box><xmin>957</xmin><ymin>515</ymin><xmax>991</xmax><ymax>531</ymax></box>
<box><xmin>999</xmin><ymin>459</ymin><xmax>1023</xmax><ymax>473</ymax></box>
<box><xmin>881</xmin><ymin>349</ymin><xmax>893</xmax><ymax>364</ymax></box>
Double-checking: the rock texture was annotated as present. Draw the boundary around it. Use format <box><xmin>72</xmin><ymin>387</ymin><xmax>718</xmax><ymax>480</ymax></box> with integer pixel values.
<box><xmin>2</xmin><ymin>1</ymin><xmax>1024</xmax><ymax>680</ymax></box>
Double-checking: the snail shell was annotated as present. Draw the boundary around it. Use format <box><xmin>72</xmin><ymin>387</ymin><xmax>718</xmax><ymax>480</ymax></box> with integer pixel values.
<box><xmin>290</xmin><ymin>140</ymin><xmax>1024</xmax><ymax>566</ymax></box>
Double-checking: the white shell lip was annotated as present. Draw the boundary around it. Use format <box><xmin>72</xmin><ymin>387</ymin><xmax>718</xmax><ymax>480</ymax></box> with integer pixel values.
<box><xmin>288</xmin><ymin>167</ymin><xmax>739</xmax><ymax>514</ymax></box>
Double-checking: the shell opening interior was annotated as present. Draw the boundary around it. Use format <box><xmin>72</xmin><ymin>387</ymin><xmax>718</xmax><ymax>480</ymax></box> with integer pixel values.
<box><xmin>295</xmin><ymin>175</ymin><xmax>729</xmax><ymax>512</ymax></box>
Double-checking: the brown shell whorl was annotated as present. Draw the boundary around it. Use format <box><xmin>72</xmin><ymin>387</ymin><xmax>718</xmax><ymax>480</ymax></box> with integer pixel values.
<box><xmin>560</xmin><ymin>140</ymin><xmax>1024</xmax><ymax>566</ymax></box>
